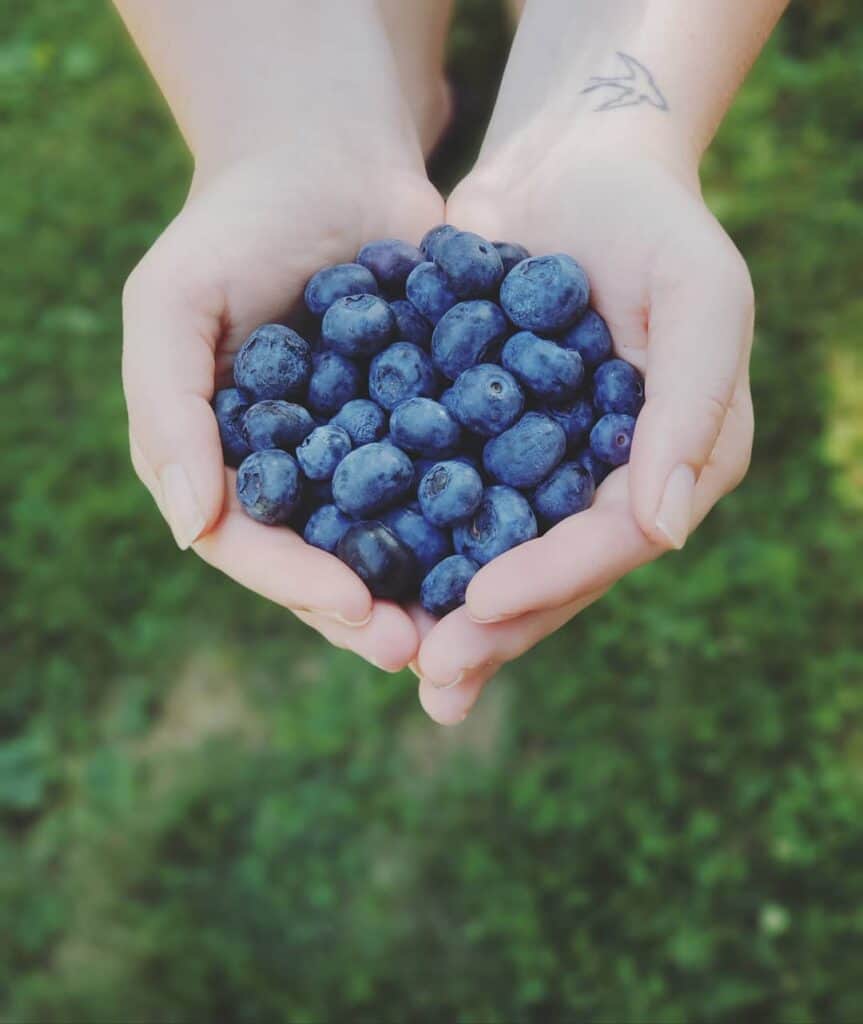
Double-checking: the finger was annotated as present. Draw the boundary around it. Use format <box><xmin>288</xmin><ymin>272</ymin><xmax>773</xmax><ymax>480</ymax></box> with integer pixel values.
<box><xmin>418</xmin><ymin>588</ymin><xmax>607</xmax><ymax>688</ymax></box>
<box><xmin>629</xmin><ymin>229</ymin><xmax>754</xmax><ymax>550</ymax></box>
<box><xmin>465</xmin><ymin>467</ymin><xmax>661</xmax><ymax>622</ymax></box>
<box><xmin>193</xmin><ymin>470</ymin><xmax>374</xmax><ymax>626</ymax></box>
<box><xmin>122</xmin><ymin>232</ymin><xmax>226</xmax><ymax>550</ymax></box>
<box><xmin>295</xmin><ymin>602</ymin><xmax>419</xmax><ymax>674</ymax></box>
<box><xmin>418</xmin><ymin>662</ymin><xmax>498</xmax><ymax>726</ymax></box>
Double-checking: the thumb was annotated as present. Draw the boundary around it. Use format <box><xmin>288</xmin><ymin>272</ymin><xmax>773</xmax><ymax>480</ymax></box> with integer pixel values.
<box><xmin>121</xmin><ymin>242</ymin><xmax>226</xmax><ymax>549</ymax></box>
<box><xmin>629</xmin><ymin>235</ymin><xmax>754</xmax><ymax>549</ymax></box>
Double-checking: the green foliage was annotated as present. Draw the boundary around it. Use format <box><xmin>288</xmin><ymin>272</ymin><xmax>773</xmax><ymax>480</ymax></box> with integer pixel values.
<box><xmin>2</xmin><ymin>0</ymin><xmax>862</xmax><ymax>1020</ymax></box>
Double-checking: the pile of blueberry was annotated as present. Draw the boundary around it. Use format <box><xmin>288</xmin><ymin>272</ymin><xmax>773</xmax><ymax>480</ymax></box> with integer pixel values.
<box><xmin>213</xmin><ymin>225</ymin><xmax>644</xmax><ymax>617</ymax></box>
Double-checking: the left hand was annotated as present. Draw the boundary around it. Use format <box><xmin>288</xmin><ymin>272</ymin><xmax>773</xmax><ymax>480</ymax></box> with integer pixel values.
<box><xmin>415</xmin><ymin>136</ymin><xmax>754</xmax><ymax>724</ymax></box>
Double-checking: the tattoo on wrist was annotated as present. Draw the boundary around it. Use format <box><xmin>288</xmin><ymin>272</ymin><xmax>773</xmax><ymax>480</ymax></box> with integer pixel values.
<box><xmin>581</xmin><ymin>53</ymin><xmax>669</xmax><ymax>113</ymax></box>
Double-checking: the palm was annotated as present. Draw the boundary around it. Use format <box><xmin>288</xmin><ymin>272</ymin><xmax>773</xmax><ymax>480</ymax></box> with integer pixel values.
<box><xmin>413</xmin><ymin>143</ymin><xmax>754</xmax><ymax>722</ymax></box>
<box><xmin>124</xmin><ymin>152</ymin><xmax>443</xmax><ymax>671</ymax></box>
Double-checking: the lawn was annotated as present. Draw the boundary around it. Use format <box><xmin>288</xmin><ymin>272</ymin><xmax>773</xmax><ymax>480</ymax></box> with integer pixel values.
<box><xmin>2</xmin><ymin>1</ymin><xmax>862</xmax><ymax>1020</ymax></box>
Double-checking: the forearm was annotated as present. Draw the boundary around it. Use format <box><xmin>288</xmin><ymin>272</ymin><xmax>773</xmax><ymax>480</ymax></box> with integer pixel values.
<box><xmin>482</xmin><ymin>0</ymin><xmax>789</xmax><ymax>170</ymax></box>
<box><xmin>113</xmin><ymin>0</ymin><xmax>417</xmax><ymax>172</ymax></box>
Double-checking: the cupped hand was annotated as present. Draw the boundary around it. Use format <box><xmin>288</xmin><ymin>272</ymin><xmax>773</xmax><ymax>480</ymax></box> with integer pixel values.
<box><xmin>123</xmin><ymin>144</ymin><xmax>443</xmax><ymax>671</ymax></box>
<box><xmin>416</xmin><ymin>138</ymin><xmax>754</xmax><ymax>723</ymax></box>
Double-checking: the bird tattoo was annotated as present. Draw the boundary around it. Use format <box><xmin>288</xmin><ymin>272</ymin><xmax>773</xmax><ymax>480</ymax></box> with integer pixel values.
<box><xmin>581</xmin><ymin>52</ymin><xmax>669</xmax><ymax>112</ymax></box>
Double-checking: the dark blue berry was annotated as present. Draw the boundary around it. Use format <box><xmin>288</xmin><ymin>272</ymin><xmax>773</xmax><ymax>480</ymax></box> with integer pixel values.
<box><xmin>296</xmin><ymin>424</ymin><xmax>352</xmax><ymax>481</ymax></box>
<box><xmin>532</xmin><ymin>462</ymin><xmax>596</xmax><ymax>527</ymax></box>
<box><xmin>368</xmin><ymin>342</ymin><xmax>437</xmax><ymax>411</ymax></box>
<box><xmin>453</xmin><ymin>485</ymin><xmax>538</xmax><ymax>566</ymax></box>
<box><xmin>306</xmin><ymin>351</ymin><xmax>363</xmax><ymax>418</ymax></box>
<box><xmin>242</xmin><ymin>400</ymin><xmax>315</xmax><ymax>452</ymax></box>
<box><xmin>431</xmin><ymin>299</ymin><xmax>510</xmax><ymax>380</ymax></box>
<box><xmin>322</xmin><ymin>294</ymin><xmax>396</xmax><ymax>358</ymax></box>
<box><xmin>331</xmin><ymin>441</ymin><xmax>414</xmax><ymax>517</ymax></box>
<box><xmin>419</xmin><ymin>224</ymin><xmax>459</xmax><ymax>261</ymax></box>
<box><xmin>560</xmin><ymin>309</ymin><xmax>613</xmax><ymax>368</ymax></box>
<box><xmin>357</xmin><ymin>238</ymin><xmax>424</xmax><ymax>294</ymax></box>
<box><xmin>590</xmin><ymin>413</ymin><xmax>636</xmax><ymax>466</ymax></box>
<box><xmin>233</xmin><ymin>324</ymin><xmax>312</xmax><ymax>401</ymax></box>
<box><xmin>389</xmin><ymin>397</ymin><xmax>461</xmax><ymax>457</ymax></box>
<box><xmin>237</xmin><ymin>450</ymin><xmax>302</xmax><ymax>525</ymax></box>
<box><xmin>336</xmin><ymin>521</ymin><xmax>416</xmax><ymax>599</ymax></box>
<box><xmin>501</xmin><ymin>331</ymin><xmax>584</xmax><ymax>404</ymax></box>
<box><xmin>450</xmin><ymin>364</ymin><xmax>524</xmax><ymax>437</ymax></box>
<box><xmin>389</xmin><ymin>299</ymin><xmax>432</xmax><ymax>349</ymax></box>
<box><xmin>383</xmin><ymin>506</ymin><xmax>452</xmax><ymax>577</ymax></box>
<box><xmin>542</xmin><ymin>397</ymin><xmax>595</xmax><ymax>451</ymax></box>
<box><xmin>304</xmin><ymin>263</ymin><xmax>378</xmax><ymax>316</ymax></box>
<box><xmin>592</xmin><ymin>358</ymin><xmax>645</xmax><ymax>416</ymax></box>
<box><xmin>418</xmin><ymin>460</ymin><xmax>483</xmax><ymax>526</ymax></box>
<box><xmin>493</xmin><ymin>241</ymin><xmax>531</xmax><ymax>275</ymax></box>
<box><xmin>405</xmin><ymin>262</ymin><xmax>459</xmax><ymax>324</ymax></box>
<box><xmin>303</xmin><ymin>504</ymin><xmax>353</xmax><ymax>553</ymax></box>
<box><xmin>213</xmin><ymin>387</ymin><xmax>251</xmax><ymax>467</ymax></box>
<box><xmin>483</xmin><ymin>412</ymin><xmax>567</xmax><ymax>489</ymax></box>
<box><xmin>420</xmin><ymin>555</ymin><xmax>479</xmax><ymax>618</ymax></box>
<box><xmin>434</xmin><ymin>230</ymin><xmax>504</xmax><ymax>299</ymax></box>
<box><xmin>573</xmin><ymin>447</ymin><xmax>610</xmax><ymax>486</ymax></box>
<box><xmin>499</xmin><ymin>254</ymin><xmax>589</xmax><ymax>334</ymax></box>
<box><xmin>330</xmin><ymin>399</ymin><xmax>388</xmax><ymax>446</ymax></box>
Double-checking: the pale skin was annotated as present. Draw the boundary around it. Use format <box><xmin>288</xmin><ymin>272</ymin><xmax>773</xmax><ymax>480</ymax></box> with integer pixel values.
<box><xmin>116</xmin><ymin>0</ymin><xmax>788</xmax><ymax>721</ymax></box>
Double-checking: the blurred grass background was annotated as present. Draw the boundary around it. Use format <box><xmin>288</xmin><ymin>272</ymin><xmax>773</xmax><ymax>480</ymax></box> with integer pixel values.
<box><xmin>2</xmin><ymin>1</ymin><xmax>862</xmax><ymax>1020</ymax></box>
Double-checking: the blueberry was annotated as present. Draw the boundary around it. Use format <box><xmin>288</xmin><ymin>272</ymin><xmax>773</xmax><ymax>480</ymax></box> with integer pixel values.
<box><xmin>419</xmin><ymin>224</ymin><xmax>459</xmax><ymax>261</ymax></box>
<box><xmin>431</xmin><ymin>299</ymin><xmax>510</xmax><ymax>381</ymax></box>
<box><xmin>242</xmin><ymin>400</ymin><xmax>315</xmax><ymax>452</ymax></box>
<box><xmin>450</xmin><ymin>364</ymin><xmax>525</xmax><ymax>437</ymax></box>
<box><xmin>434</xmin><ymin>230</ymin><xmax>504</xmax><ymax>299</ymax></box>
<box><xmin>304</xmin><ymin>263</ymin><xmax>379</xmax><ymax>316</ymax></box>
<box><xmin>305</xmin><ymin>477</ymin><xmax>334</xmax><ymax>507</ymax></box>
<box><xmin>389</xmin><ymin>397</ymin><xmax>461</xmax><ymax>457</ymax></box>
<box><xmin>330</xmin><ymin>398</ymin><xmax>388</xmax><ymax>446</ymax></box>
<box><xmin>420</xmin><ymin>555</ymin><xmax>479</xmax><ymax>618</ymax></box>
<box><xmin>531</xmin><ymin>462</ymin><xmax>596</xmax><ymax>527</ymax></box>
<box><xmin>368</xmin><ymin>342</ymin><xmax>437</xmax><ymax>411</ymax></box>
<box><xmin>303</xmin><ymin>504</ymin><xmax>353</xmax><ymax>553</ymax></box>
<box><xmin>493</xmin><ymin>241</ymin><xmax>531</xmax><ymax>275</ymax></box>
<box><xmin>499</xmin><ymin>254</ymin><xmax>589</xmax><ymax>334</ymax></box>
<box><xmin>237</xmin><ymin>450</ymin><xmax>302</xmax><ymax>525</ymax></box>
<box><xmin>542</xmin><ymin>397</ymin><xmax>595</xmax><ymax>451</ymax></box>
<box><xmin>590</xmin><ymin>413</ymin><xmax>636</xmax><ymax>466</ymax></box>
<box><xmin>357</xmin><ymin>239</ymin><xmax>424</xmax><ymax>295</ymax></box>
<box><xmin>306</xmin><ymin>351</ymin><xmax>363</xmax><ymax>418</ymax></box>
<box><xmin>213</xmin><ymin>387</ymin><xmax>251</xmax><ymax>467</ymax></box>
<box><xmin>405</xmin><ymin>262</ymin><xmax>459</xmax><ymax>324</ymax></box>
<box><xmin>233</xmin><ymin>324</ymin><xmax>312</xmax><ymax>402</ymax></box>
<box><xmin>573</xmin><ymin>447</ymin><xmax>610</xmax><ymax>486</ymax></box>
<box><xmin>331</xmin><ymin>441</ymin><xmax>414</xmax><ymax>517</ymax></box>
<box><xmin>592</xmin><ymin>358</ymin><xmax>645</xmax><ymax>416</ymax></box>
<box><xmin>418</xmin><ymin>460</ymin><xmax>483</xmax><ymax>527</ymax></box>
<box><xmin>389</xmin><ymin>299</ymin><xmax>432</xmax><ymax>349</ymax></box>
<box><xmin>296</xmin><ymin>424</ymin><xmax>352</xmax><ymax>481</ymax></box>
<box><xmin>560</xmin><ymin>309</ymin><xmax>613</xmax><ymax>368</ymax></box>
<box><xmin>383</xmin><ymin>506</ymin><xmax>452</xmax><ymax>577</ymax></box>
<box><xmin>322</xmin><ymin>294</ymin><xmax>396</xmax><ymax>359</ymax></box>
<box><xmin>336</xmin><ymin>521</ymin><xmax>416</xmax><ymax>599</ymax></box>
<box><xmin>453</xmin><ymin>485</ymin><xmax>538</xmax><ymax>566</ymax></box>
<box><xmin>501</xmin><ymin>331</ymin><xmax>585</xmax><ymax>404</ymax></box>
<box><xmin>483</xmin><ymin>412</ymin><xmax>567</xmax><ymax>489</ymax></box>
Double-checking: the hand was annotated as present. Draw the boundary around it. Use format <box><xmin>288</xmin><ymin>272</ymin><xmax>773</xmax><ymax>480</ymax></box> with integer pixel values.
<box><xmin>415</xmin><ymin>136</ymin><xmax>754</xmax><ymax>723</ymax></box>
<box><xmin>123</xmin><ymin>143</ymin><xmax>442</xmax><ymax>671</ymax></box>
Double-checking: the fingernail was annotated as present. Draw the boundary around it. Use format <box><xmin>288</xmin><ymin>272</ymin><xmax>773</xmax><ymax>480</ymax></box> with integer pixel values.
<box><xmin>427</xmin><ymin>671</ymin><xmax>464</xmax><ymax>691</ymax></box>
<box><xmin>655</xmin><ymin>464</ymin><xmax>696</xmax><ymax>550</ymax></box>
<box><xmin>317</xmin><ymin>608</ymin><xmax>373</xmax><ymax>628</ymax></box>
<box><xmin>158</xmin><ymin>463</ymin><xmax>206</xmax><ymax>550</ymax></box>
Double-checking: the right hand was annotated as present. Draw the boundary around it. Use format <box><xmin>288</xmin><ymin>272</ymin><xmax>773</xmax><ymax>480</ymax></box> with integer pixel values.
<box><xmin>122</xmin><ymin>143</ymin><xmax>442</xmax><ymax>671</ymax></box>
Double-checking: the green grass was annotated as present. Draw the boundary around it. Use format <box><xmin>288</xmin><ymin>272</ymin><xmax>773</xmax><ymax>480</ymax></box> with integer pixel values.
<box><xmin>2</xmin><ymin>1</ymin><xmax>862</xmax><ymax>1020</ymax></box>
